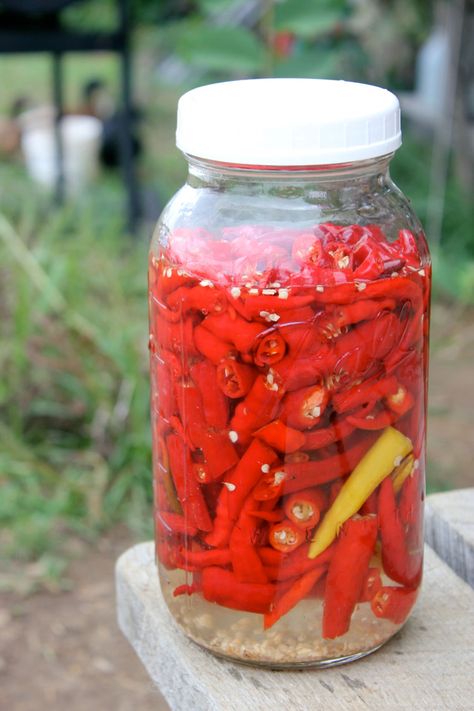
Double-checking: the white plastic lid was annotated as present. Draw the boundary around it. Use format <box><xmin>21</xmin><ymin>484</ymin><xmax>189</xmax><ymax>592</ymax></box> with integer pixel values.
<box><xmin>176</xmin><ymin>78</ymin><xmax>401</xmax><ymax>166</ymax></box>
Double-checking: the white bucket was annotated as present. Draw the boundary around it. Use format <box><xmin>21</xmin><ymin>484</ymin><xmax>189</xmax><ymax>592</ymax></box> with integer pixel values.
<box><xmin>20</xmin><ymin>109</ymin><xmax>102</xmax><ymax>194</ymax></box>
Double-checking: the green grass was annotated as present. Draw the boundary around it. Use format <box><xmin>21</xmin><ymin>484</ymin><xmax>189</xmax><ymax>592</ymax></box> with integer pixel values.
<box><xmin>0</xmin><ymin>166</ymin><xmax>153</xmax><ymax>573</ymax></box>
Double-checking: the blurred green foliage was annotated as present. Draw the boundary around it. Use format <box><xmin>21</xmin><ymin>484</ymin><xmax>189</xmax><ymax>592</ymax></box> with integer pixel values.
<box><xmin>151</xmin><ymin>0</ymin><xmax>431</xmax><ymax>88</ymax></box>
<box><xmin>0</xmin><ymin>168</ymin><xmax>153</xmax><ymax>573</ymax></box>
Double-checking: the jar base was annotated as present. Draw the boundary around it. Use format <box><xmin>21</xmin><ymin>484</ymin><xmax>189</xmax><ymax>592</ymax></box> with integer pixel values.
<box><xmin>185</xmin><ymin>631</ymin><xmax>388</xmax><ymax>671</ymax></box>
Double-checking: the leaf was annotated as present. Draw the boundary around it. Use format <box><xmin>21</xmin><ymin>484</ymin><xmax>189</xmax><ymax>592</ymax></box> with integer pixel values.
<box><xmin>275</xmin><ymin>0</ymin><xmax>347</xmax><ymax>38</ymax></box>
<box><xmin>275</xmin><ymin>46</ymin><xmax>341</xmax><ymax>79</ymax></box>
<box><xmin>196</xmin><ymin>0</ymin><xmax>237</xmax><ymax>16</ymax></box>
<box><xmin>176</xmin><ymin>24</ymin><xmax>265</xmax><ymax>73</ymax></box>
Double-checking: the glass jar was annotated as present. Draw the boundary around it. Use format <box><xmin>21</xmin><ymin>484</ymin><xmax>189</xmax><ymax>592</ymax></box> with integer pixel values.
<box><xmin>148</xmin><ymin>80</ymin><xmax>431</xmax><ymax>668</ymax></box>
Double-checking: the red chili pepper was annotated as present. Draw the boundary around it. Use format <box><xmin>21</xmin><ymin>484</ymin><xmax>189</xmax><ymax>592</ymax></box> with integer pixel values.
<box><xmin>284</xmin><ymin>451</ymin><xmax>310</xmax><ymax>464</ymax></box>
<box><xmin>153</xmin><ymin>315</ymin><xmax>199</xmax><ymax>356</ymax></box>
<box><xmin>174</xmin><ymin>380</ymin><xmax>205</xmax><ymax>445</ymax></box>
<box><xmin>272</xmin><ymin>353</ymin><xmax>327</xmax><ymax>392</ymax></box>
<box><xmin>310</xmin><ymin>275</ymin><xmax>423</xmax><ymax>308</ymax></box>
<box><xmin>378</xmin><ymin>476</ymin><xmax>422</xmax><ymax>588</ymax></box>
<box><xmin>201</xmin><ymin>567</ymin><xmax>276</xmax><ymax>614</ymax></box>
<box><xmin>263</xmin><ymin>542</ymin><xmax>334</xmax><ymax>581</ymax></box>
<box><xmin>332</xmin><ymin>375</ymin><xmax>399</xmax><ymax>414</ymax></box>
<box><xmin>399</xmin><ymin>468</ymin><xmax>422</xmax><ymax>527</ymax></box>
<box><xmin>230</xmin><ymin>496</ymin><xmax>269</xmax><ymax>584</ymax></box>
<box><xmin>264</xmin><ymin>566</ymin><xmax>325</xmax><ymax>630</ymax></box>
<box><xmin>371</xmin><ymin>586</ymin><xmax>418</xmax><ymax>624</ymax></box>
<box><xmin>304</xmin><ymin>416</ymin><xmax>355</xmax><ymax>450</ymax></box>
<box><xmin>280</xmin><ymin>320</ymin><xmax>327</xmax><ymax>356</ymax></box>
<box><xmin>347</xmin><ymin>404</ymin><xmax>396</xmax><ymax>430</ymax></box>
<box><xmin>276</xmin><ymin>306</ymin><xmax>316</xmax><ymax>326</ymax></box>
<box><xmin>190</xmin><ymin>360</ymin><xmax>228</xmax><ymax>429</ymax></box>
<box><xmin>328</xmin><ymin>479</ymin><xmax>344</xmax><ymax>507</ymax></box>
<box><xmin>188</xmin><ymin>425</ymin><xmax>239</xmax><ymax>481</ymax></box>
<box><xmin>159</xmin><ymin>348</ymin><xmax>185</xmax><ymax>380</ymax></box>
<box><xmin>254</xmin><ymin>419</ymin><xmax>306</xmax><ymax>453</ymax></box>
<box><xmin>322</xmin><ymin>515</ymin><xmax>378</xmax><ymax>639</ymax></box>
<box><xmin>173</xmin><ymin>583</ymin><xmax>201</xmax><ymax>597</ymax></box>
<box><xmin>216</xmin><ymin>358</ymin><xmax>257</xmax><ymax>398</ymax></box>
<box><xmin>292</xmin><ymin>232</ymin><xmax>324</xmax><ymax>265</ymax></box>
<box><xmin>156</xmin><ymin>511</ymin><xmax>198</xmax><ymax>537</ymax></box>
<box><xmin>166</xmin><ymin>433</ymin><xmax>212</xmax><ymax>533</ymax></box>
<box><xmin>193</xmin><ymin>324</ymin><xmax>235</xmax><ymax>364</ymax></box>
<box><xmin>394</xmin><ymin>229</ymin><xmax>422</xmax><ymax>269</ymax></box>
<box><xmin>321</xmin><ymin>298</ymin><xmax>397</xmax><ymax>333</ymax></box>
<box><xmin>205</xmin><ymin>439</ymin><xmax>278</xmax><ymax>548</ymax></box>
<box><xmin>202</xmin><ymin>312</ymin><xmax>263</xmax><ymax>354</ymax></box>
<box><xmin>156</xmin><ymin>539</ymin><xmax>182</xmax><ymax>570</ymax></box>
<box><xmin>353</xmin><ymin>246</ymin><xmax>385</xmax><ymax>280</ymax></box>
<box><xmin>279</xmin><ymin>435</ymin><xmax>378</xmax><ymax>495</ymax></box>
<box><xmin>167</xmin><ymin>284</ymin><xmax>227</xmax><ymax>315</ymax></box>
<box><xmin>150</xmin><ymin>291</ymin><xmax>183</xmax><ymax>323</ymax></box>
<box><xmin>169</xmin><ymin>414</ymin><xmax>195</xmax><ymax>450</ymax></box>
<box><xmin>360</xmin><ymin>486</ymin><xmax>379</xmax><ymax>515</ymax></box>
<box><xmin>179</xmin><ymin>547</ymin><xmax>232</xmax><ymax>568</ymax></box>
<box><xmin>252</xmin><ymin>468</ymin><xmax>288</xmax><ymax>502</ymax></box>
<box><xmin>283</xmin><ymin>488</ymin><xmax>327</xmax><ymax>530</ymax></box>
<box><xmin>334</xmin><ymin>311</ymin><xmax>399</xmax><ymax>369</ymax></box>
<box><xmin>229</xmin><ymin>374</ymin><xmax>285</xmax><ymax>443</ymax></box>
<box><xmin>258</xmin><ymin>546</ymin><xmax>287</xmax><ymax>566</ymax></box>
<box><xmin>254</xmin><ymin>330</ymin><xmax>287</xmax><ymax>366</ymax></box>
<box><xmin>150</xmin><ymin>355</ymin><xmax>177</xmax><ymax>420</ymax></box>
<box><xmin>280</xmin><ymin>383</ymin><xmax>329</xmax><ymax>430</ymax></box>
<box><xmin>399</xmin><ymin>468</ymin><xmax>423</xmax><ymax>552</ymax></box>
<box><xmin>248</xmin><ymin>509</ymin><xmax>284</xmax><ymax>522</ymax></box>
<box><xmin>385</xmin><ymin>384</ymin><xmax>415</xmax><ymax>417</ymax></box>
<box><xmin>240</xmin><ymin>292</ymin><xmax>315</xmax><ymax>321</ymax></box>
<box><xmin>325</xmin><ymin>240</ymin><xmax>354</xmax><ymax>273</ymax></box>
<box><xmin>359</xmin><ymin>566</ymin><xmax>383</xmax><ymax>602</ymax></box>
<box><xmin>268</xmin><ymin>519</ymin><xmax>306</xmax><ymax>553</ymax></box>
<box><xmin>151</xmin><ymin>258</ymin><xmax>197</xmax><ymax>297</ymax></box>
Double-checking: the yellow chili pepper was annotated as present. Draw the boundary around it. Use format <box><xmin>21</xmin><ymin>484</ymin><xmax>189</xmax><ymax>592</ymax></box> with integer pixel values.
<box><xmin>308</xmin><ymin>427</ymin><xmax>413</xmax><ymax>559</ymax></box>
<box><xmin>392</xmin><ymin>453</ymin><xmax>415</xmax><ymax>494</ymax></box>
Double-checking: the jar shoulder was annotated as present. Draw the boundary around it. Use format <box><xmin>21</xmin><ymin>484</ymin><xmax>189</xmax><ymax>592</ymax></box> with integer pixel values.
<box><xmin>151</xmin><ymin>176</ymin><xmax>429</xmax><ymax>262</ymax></box>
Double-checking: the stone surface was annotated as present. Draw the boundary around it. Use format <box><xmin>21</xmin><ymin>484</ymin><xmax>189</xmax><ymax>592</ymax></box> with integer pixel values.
<box><xmin>425</xmin><ymin>488</ymin><xmax>474</xmax><ymax>588</ymax></box>
<box><xmin>116</xmin><ymin>542</ymin><xmax>474</xmax><ymax>711</ymax></box>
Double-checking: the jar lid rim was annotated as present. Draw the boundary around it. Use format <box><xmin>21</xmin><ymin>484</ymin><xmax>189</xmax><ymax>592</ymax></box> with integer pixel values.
<box><xmin>176</xmin><ymin>79</ymin><xmax>402</xmax><ymax>166</ymax></box>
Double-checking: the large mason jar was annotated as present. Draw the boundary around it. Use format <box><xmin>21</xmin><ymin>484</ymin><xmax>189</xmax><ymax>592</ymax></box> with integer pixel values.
<box><xmin>148</xmin><ymin>79</ymin><xmax>431</xmax><ymax>668</ymax></box>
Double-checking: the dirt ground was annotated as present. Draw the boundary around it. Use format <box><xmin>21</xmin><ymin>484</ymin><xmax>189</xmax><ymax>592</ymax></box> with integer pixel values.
<box><xmin>0</xmin><ymin>529</ymin><xmax>170</xmax><ymax>711</ymax></box>
<box><xmin>1</xmin><ymin>303</ymin><xmax>473</xmax><ymax>711</ymax></box>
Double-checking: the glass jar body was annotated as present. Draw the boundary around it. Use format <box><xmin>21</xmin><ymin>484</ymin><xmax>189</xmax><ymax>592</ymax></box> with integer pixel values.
<box><xmin>148</xmin><ymin>156</ymin><xmax>430</xmax><ymax>668</ymax></box>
